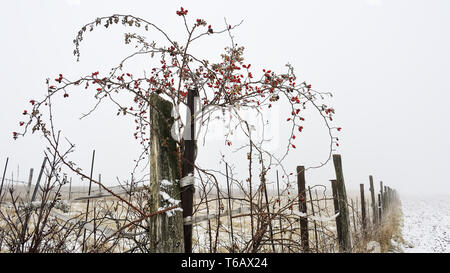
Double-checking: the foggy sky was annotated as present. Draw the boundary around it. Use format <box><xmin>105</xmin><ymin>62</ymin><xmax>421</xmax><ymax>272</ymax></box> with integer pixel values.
<box><xmin>1</xmin><ymin>0</ymin><xmax>450</xmax><ymax>196</ymax></box>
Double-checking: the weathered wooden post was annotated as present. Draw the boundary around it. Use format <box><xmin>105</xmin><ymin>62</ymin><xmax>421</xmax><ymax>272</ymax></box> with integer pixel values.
<box><xmin>378</xmin><ymin>193</ymin><xmax>382</xmax><ymax>223</ymax></box>
<box><xmin>384</xmin><ymin>186</ymin><xmax>389</xmax><ymax>211</ymax></box>
<box><xmin>330</xmin><ymin>179</ymin><xmax>342</xmax><ymax>247</ymax></box>
<box><xmin>359</xmin><ymin>184</ymin><xmax>367</xmax><ymax>234</ymax></box>
<box><xmin>69</xmin><ymin>177</ymin><xmax>72</xmax><ymax>201</ymax></box>
<box><xmin>366</xmin><ymin>198</ymin><xmax>371</xmax><ymax>228</ymax></box>
<box><xmin>149</xmin><ymin>94</ymin><xmax>184</xmax><ymax>253</ymax></box>
<box><xmin>380</xmin><ymin>181</ymin><xmax>384</xmax><ymax>213</ymax></box>
<box><xmin>180</xmin><ymin>88</ymin><xmax>198</xmax><ymax>253</ymax></box>
<box><xmin>31</xmin><ymin>157</ymin><xmax>48</xmax><ymax>203</ymax></box>
<box><xmin>332</xmin><ymin>154</ymin><xmax>352</xmax><ymax>252</ymax></box>
<box><xmin>98</xmin><ymin>174</ymin><xmax>102</xmax><ymax>194</ymax></box>
<box><xmin>0</xmin><ymin>157</ymin><xmax>9</xmax><ymax>198</ymax></box>
<box><xmin>26</xmin><ymin>168</ymin><xmax>34</xmax><ymax>201</ymax></box>
<box><xmin>297</xmin><ymin>165</ymin><xmax>309</xmax><ymax>253</ymax></box>
<box><xmin>369</xmin><ymin>175</ymin><xmax>378</xmax><ymax>225</ymax></box>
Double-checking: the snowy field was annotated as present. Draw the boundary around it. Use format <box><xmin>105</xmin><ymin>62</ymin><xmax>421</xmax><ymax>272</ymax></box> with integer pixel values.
<box><xmin>399</xmin><ymin>194</ymin><xmax>450</xmax><ymax>253</ymax></box>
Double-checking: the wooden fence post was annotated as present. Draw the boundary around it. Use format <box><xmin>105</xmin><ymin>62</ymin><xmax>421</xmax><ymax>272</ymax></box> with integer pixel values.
<box><xmin>385</xmin><ymin>186</ymin><xmax>389</xmax><ymax>211</ymax></box>
<box><xmin>332</xmin><ymin>154</ymin><xmax>352</xmax><ymax>252</ymax></box>
<box><xmin>378</xmin><ymin>193</ymin><xmax>382</xmax><ymax>223</ymax></box>
<box><xmin>369</xmin><ymin>175</ymin><xmax>378</xmax><ymax>225</ymax></box>
<box><xmin>69</xmin><ymin>177</ymin><xmax>72</xmax><ymax>201</ymax></box>
<box><xmin>380</xmin><ymin>181</ymin><xmax>384</xmax><ymax>213</ymax></box>
<box><xmin>98</xmin><ymin>174</ymin><xmax>102</xmax><ymax>194</ymax></box>
<box><xmin>149</xmin><ymin>94</ymin><xmax>184</xmax><ymax>253</ymax></box>
<box><xmin>180</xmin><ymin>88</ymin><xmax>198</xmax><ymax>253</ymax></box>
<box><xmin>26</xmin><ymin>168</ymin><xmax>34</xmax><ymax>201</ymax></box>
<box><xmin>330</xmin><ymin>179</ymin><xmax>342</xmax><ymax>248</ymax></box>
<box><xmin>297</xmin><ymin>165</ymin><xmax>309</xmax><ymax>253</ymax></box>
<box><xmin>31</xmin><ymin>157</ymin><xmax>48</xmax><ymax>203</ymax></box>
<box><xmin>359</xmin><ymin>184</ymin><xmax>367</xmax><ymax>234</ymax></box>
<box><xmin>0</xmin><ymin>157</ymin><xmax>9</xmax><ymax>198</ymax></box>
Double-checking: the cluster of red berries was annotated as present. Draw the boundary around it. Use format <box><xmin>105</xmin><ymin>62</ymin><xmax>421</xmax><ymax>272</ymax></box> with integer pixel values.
<box><xmin>55</xmin><ymin>74</ymin><xmax>63</xmax><ymax>83</ymax></box>
<box><xmin>176</xmin><ymin>7</ymin><xmax>188</xmax><ymax>16</ymax></box>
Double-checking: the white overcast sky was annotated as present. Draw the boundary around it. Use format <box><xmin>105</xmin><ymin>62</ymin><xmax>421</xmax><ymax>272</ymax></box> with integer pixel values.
<box><xmin>1</xmin><ymin>0</ymin><xmax>450</xmax><ymax>196</ymax></box>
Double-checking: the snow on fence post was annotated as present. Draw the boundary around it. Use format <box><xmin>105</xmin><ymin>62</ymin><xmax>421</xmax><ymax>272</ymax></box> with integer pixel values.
<box><xmin>332</xmin><ymin>154</ymin><xmax>352</xmax><ymax>252</ymax></box>
<box><xmin>359</xmin><ymin>184</ymin><xmax>367</xmax><ymax>235</ymax></box>
<box><xmin>149</xmin><ymin>94</ymin><xmax>184</xmax><ymax>253</ymax></box>
<box><xmin>330</xmin><ymin>179</ymin><xmax>342</xmax><ymax>249</ymax></box>
<box><xmin>369</xmin><ymin>175</ymin><xmax>378</xmax><ymax>225</ymax></box>
<box><xmin>297</xmin><ymin>165</ymin><xmax>309</xmax><ymax>253</ymax></box>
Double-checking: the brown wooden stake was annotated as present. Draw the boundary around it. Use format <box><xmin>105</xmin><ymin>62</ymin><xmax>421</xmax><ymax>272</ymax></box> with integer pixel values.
<box><xmin>69</xmin><ymin>177</ymin><xmax>72</xmax><ymax>201</ymax></box>
<box><xmin>332</xmin><ymin>154</ymin><xmax>352</xmax><ymax>252</ymax></box>
<box><xmin>369</xmin><ymin>175</ymin><xmax>378</xmax><ymax>225</ymax></box>
<box><xmin>181</xmin><ymin>88</ymin><xmax>198</xmax><ymax>253</ymax></box>
<box><xmin>360</xmin><ymin>184</ymin><xmax>367</xmax><ymax>234</ymax></box>
<box><xmin>330</xmin><ymin>179</ymin><xmax>342</xmax><ymax>248</ymax></box>
<box><xmin>297</xmin><ymin>166</ymin><xmax>309</xmax><ymax>252</ymax></box>
<box><xmin>378</xmin><ymin>193</ymin><xmax>382</xmax><ymax>223</ymax></box>
<box><xmin>30</xmin><ymin>157</ymin><xmax>48</xmax><ymax>203</ymax></box>
<box><xmin>384</xmin><ymin>186</ymin><xmax>389</xmax><ymax>211</ymax></box>
<box><xmin>98</xmin><ymin>174</ymin><xmax>102</xmax><ymax>194</ymax></box>
<box><xmin>26</xmin><ymin>168</ymin><xmax>34</xmax><ymax>202</ymax></box>
<box><xmin>366</xmin><ymin>198</ymin><xmax>371</xmax><ymax>229</ymax></box>
<box><xmin>380</xmin><ymin>181</ymin><xmax>384</xmax><ymax>213</ymax></box>
<box><xmin>0</xmin><ymin>157</ymin><xmax>9</xmax><ymax>198</ymax></box>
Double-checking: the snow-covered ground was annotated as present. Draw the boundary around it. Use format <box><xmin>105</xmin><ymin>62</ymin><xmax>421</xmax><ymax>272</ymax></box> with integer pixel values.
<box><xmin>399</xmin><ymin>195</ymin><xmax>450</xmax><ymax>253</ymax></box>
